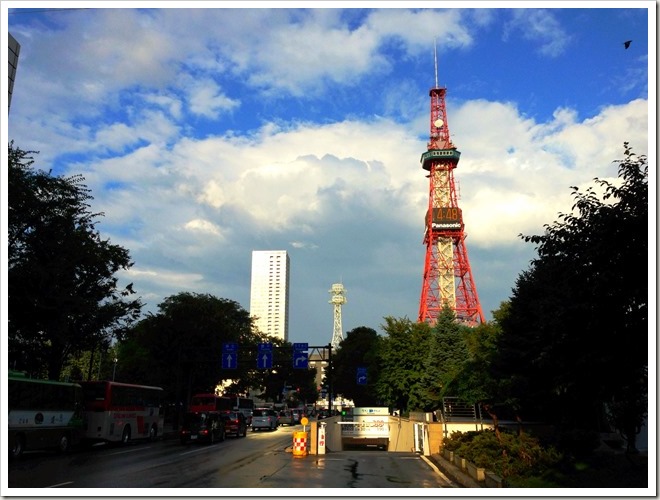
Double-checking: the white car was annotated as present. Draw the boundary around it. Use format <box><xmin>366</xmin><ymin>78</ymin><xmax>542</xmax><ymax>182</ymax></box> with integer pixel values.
<box><xmin>251</xmin><ymin>408</ymin><xmax>278</xmax><ymax>431</ymax></box>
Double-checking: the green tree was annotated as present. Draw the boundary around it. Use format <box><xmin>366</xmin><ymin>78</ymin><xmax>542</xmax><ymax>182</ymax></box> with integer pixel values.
<box><xmin>498</xmin><ymin>143</ymin><xmax>648</xmax><ymax>451</ymax></box>
<box><xmin>248</xmin><ymin>340</ymin><xmax>317</xmax><ymax>405</ymax></box>
<box><xmin>8</xmin><ymin>143</ymin><xmax>142</xmax><ymax>380</ymax></box>
<box><xmin>332</xmin><ymin>327</ymin><xmax>382</xmax><ymax>406</ymax></box>
<box><xmin>453</xmin><ymin>302</ymin><xmax>523</xmax><ymax>442</ymax></box>
<box><xmin>375</xmin><ymin>317</ymin><xmax>432</xmax><ymax>414</ymax></box>
<box><xmin>418</xmin><ymin>304</ymin><xmax>471</xmax><ymax>411</ymax></box>
<box><xmin>118</xmin><ymin>292</ymin><xmax>260</xmax><ymax>404</ymax></box>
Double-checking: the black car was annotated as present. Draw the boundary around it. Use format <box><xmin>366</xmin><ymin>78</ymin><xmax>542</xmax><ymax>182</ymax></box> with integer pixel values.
<box><xmin>179</xmin><ymin>411</ymin><xmax>226</xmax><ymax>444</ymax></box>
<box><xmin>221</xmin><ymin>411</ymin><xmax>248</xmax><ymax>437</ymax></box>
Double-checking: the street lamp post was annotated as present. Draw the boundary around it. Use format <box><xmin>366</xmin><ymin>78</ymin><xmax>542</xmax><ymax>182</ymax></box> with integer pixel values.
<box><xmin>112</xmin><ymin>358</ymin><xmax>118</xmax><ymax>381</ymax></box>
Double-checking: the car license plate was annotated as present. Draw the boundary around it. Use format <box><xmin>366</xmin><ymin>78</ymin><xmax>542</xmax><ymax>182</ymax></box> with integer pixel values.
<box><xmin>191</xmin><ymin>435</ymin><xmax>197</xmax><ymax>440</ymax></box>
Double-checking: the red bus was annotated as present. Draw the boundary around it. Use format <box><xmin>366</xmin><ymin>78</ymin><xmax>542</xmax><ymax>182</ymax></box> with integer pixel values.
<box><xmin>80</xmin><ymin>381</ymin><xmax>165</xmax><ymax>444</ymax></box>
<box><xmin>189</xmin><ymin>393</ymin><xmax>232</xmax><ymax>412</ymax></box>
<box><xmin>189</xmin><ymin>393</ymin><xmax>254</xmax><ymax>424</ymax></box>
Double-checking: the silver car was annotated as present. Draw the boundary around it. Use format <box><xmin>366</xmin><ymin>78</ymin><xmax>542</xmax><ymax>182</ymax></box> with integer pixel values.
<box><xmin>278</xmin><ymin>410</ymin><xmax>294</xmax><ymax>426</ymax></box>
<box><xmin>251</xmin><ymin>408</ymin><xmax>278</xmax><ymax>431</ymax></box>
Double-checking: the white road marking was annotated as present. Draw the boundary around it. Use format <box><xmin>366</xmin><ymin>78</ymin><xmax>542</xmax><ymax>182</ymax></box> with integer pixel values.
<box><xmin>47</xmin><ymin>482</ymin><xmax>74</xmax><ymax>488</ymax></box>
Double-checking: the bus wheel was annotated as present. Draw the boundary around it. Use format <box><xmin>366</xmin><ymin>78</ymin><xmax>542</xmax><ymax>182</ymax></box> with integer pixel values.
<box><xmin>57</xmin><ymin>433</ymin><xmax>70</xmax><ymax>454</ymax></box>
<box><xmin>10</xmin><ymin>434</ymin><xmax>24</xmax><ymax>458</ymax></box>
<box><xmin>121</xmin><ymin>425</ymin><xmax>131</xmax><ymax>445</ymax></box>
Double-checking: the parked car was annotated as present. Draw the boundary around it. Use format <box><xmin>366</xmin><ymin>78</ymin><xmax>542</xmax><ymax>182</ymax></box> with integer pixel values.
<box><xmin>221</xmin><ymin>411</ymin><xmax>248</xmax><ymax>437</ymax></box>
<box><xmin>278</xmin><ymin>410</ymin><xmax>294</xmax><ymax>426</ymax></box>
<box><xmin>251</xmin><ymin>408</ymin><xmax>278</xmax><ymax>431</ymax></box>
<box><xmin>179</xmin><ymin>411</ymin><xmax>226</xmax><ymax>444</ymax></box>
<box><xmin>291</xmin><ymin>409</ymin><xmax>303</xmax><ymax>424</ymax></box>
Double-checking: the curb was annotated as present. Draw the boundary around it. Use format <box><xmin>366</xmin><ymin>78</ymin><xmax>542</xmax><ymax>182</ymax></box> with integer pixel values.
<box><xmin>427</xmin><ymin>454</ymin><xmax>483</xmax><ymax>488</ymax></box>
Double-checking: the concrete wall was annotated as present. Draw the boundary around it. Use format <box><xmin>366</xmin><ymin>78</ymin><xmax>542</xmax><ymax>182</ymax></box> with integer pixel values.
<box><xmin>310</xmin><ymin>415</ymin><xmax>494</xmax><ymax>456</ymax></box>
<box><xmin>388</xmin><ymin>416</ymin><xmax>416</xmax><ymax>452</ymax></box>
<box><xmin>308</xmin><ymin>417</ymin><xmax>343</xmax><ymax>454</ymax></box>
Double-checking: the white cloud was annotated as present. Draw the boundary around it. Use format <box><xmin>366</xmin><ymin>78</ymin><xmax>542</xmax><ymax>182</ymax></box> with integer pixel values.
<box><xmin>74</xmin><ymin>96</ymin><xmax>648</xmax><ymax>269</ymax></box>
<box><xmin>184</xmin><ymin>218</ymin><xmax>223</xmax><ymax>236</ymax></box>
<box><xmin>504</xmin><ymin>9</ymin><xmax>571</xmax><ymax>57</ymax></box>
<box><xmin>186</xmin><ymin>78</ymin><xmax>240</xmax><ymax>119</ymax></box>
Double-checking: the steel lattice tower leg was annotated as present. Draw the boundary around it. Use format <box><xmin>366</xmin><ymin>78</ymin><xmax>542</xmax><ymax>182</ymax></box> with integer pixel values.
<box><xmin>418</xmin><ymin>83</ymin><xmax>484</xmax><ymax>326</ymax></box>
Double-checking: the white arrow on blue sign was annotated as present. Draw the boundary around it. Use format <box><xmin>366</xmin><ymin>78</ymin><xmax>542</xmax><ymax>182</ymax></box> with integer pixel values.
<box><xmin>357</xmin><ymin>367</ymin><xmax>367</xmax><ymax>385</ymax></box>
<box><xmin>222</xmin><ymin>352</ymin><xmax>237</xmax><ymax>369</ymax></box>
<box><xmin>257</xmin><ymin>351</ymin><xmax>273</xmax><ymax>369</ymax></box>
<box><xmin>293</xmin><ymin>351</ymin><xmax>308</xmax><ymax>369</ymax></box>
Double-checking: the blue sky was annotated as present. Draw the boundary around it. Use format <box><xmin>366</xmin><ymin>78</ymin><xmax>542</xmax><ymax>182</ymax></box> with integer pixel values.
<box><xmin>3</xmin><ymin>2</ymin><xmax>654</xmax><ymax>348</ymax></box>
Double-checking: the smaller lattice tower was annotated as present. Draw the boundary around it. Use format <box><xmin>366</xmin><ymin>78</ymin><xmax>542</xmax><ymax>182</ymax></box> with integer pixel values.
<box><xmin>329</xmin><ymin>283</ymin><xmax>347</xmax><ymax>349</ymax></box>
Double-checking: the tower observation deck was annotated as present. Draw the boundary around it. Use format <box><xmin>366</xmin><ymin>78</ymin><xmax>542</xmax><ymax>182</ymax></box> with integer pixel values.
<box><xmin>418</xmin><ymin>60</ymin><xmax>484</xmax><ymax>326</ymax></box>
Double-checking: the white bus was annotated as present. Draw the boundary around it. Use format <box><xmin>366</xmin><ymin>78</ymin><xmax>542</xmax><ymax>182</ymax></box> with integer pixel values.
<box><xmin>225</xmin><ymin>394</ymin><xmax>254</xmax><ymax>425</ymax></box>
<box><xmin>8</xmin><ymin>370</ymin><xmax>84</xmax><ymax>458</ymax></box>
<box><xmin>80</xmin><ymin>381</ymin><xmax>165</xmax><ymax>444</ymax></box>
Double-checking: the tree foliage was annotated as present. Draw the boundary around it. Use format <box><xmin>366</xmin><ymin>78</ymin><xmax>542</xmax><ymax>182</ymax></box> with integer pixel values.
<box><xmin>115</xmin><ymin>292</ymin><xmax>318</xmax><ymax>407</ymax></box>
<box><xmin>418</xmin><ymin>304</ymin><xmax>471</xmax><ymax>411</ymax></box>
<box><xmin>332</xmin><ymin>327</ymin><xmax>382</xmax><ymax>406</ymax></box>
<box><xmin>497</xmin><ymin>143</ymin><xmax>648</xmax><ymax>448</ymax></box>
<box><xmin>116</xmin><ymin>292</ymin><xmax>260</xmax><ymax>404</ymax></box>
<box><xmin>375</xmin><ymin>317</ymin><xmax>432</xmax><ymax>413</ymax></box>
<box><xmin>248</xmin><ymin>339</ymin><xmax>318</xmax><ymax>406</ymax></box>
<box><xmin>8</xmin><ymin>143</ymin><xmax>142</xmax><ymax>380</ymax></box>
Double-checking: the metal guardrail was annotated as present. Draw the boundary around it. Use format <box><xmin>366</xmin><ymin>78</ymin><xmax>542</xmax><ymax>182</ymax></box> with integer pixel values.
<box><xmin>441</xmin><ymin>397</ymin><xmax>482</xmax><ymax>422</ymax></box>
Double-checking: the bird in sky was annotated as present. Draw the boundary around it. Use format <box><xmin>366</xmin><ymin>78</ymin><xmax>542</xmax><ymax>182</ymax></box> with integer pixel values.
<box><xmin>623</xmin><ymin>40</ymin><xmax>632</xmax><ymax>49</ymax></box>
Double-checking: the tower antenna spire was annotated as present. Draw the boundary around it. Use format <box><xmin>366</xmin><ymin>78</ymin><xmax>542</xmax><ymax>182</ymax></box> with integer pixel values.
<box><xmin>434</xmin><ymin>38</ymin><xmax>439</xmax><ymax>88</ymax></box>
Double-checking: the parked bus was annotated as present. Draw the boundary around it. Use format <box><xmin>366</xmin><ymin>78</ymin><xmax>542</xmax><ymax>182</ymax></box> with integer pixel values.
<box><xmin>79</xmin><ymin>381</ymin><xmax>165</xmax><ymax>444</ymax></box>
<box><xmin>189</xmin><ymin>393</ymin><xmax>232</xmax><ymax>413</ymax></box>
<box><xmin>8</xmin><ymin>370</ymin><xmax>84</xmax><ymax>458</ymax></box>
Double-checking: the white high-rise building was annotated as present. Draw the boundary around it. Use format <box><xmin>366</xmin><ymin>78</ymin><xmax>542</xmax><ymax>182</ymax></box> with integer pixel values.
<box><xmin>249</xmin><ymin>250</ymin><xmax>290</xmax><ymax>341</ymax></box>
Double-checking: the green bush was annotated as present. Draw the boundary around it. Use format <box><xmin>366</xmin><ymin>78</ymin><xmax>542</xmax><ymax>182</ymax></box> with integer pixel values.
<box><xmin>443</xmin><ymin>429</ymin><xmax>563</xmax><ymax>481</ymax></box>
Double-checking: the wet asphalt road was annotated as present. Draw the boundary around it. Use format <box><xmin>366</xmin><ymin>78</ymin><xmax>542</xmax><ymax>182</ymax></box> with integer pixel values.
<box><xmin>6</xmin><ymin>425</ymin><xmax>456</xmax><ymax>491</ymax></box>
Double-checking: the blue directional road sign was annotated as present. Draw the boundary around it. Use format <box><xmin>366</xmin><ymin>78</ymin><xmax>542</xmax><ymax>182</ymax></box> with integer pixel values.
<box><xmin>356</xmin><ymin>367</ymin><xmax>367</xmax><ymax>385</ymax></box>
<box><xmin>293</xmin><ymin>350</ymin><xmax>308</xmax><ymax>369</ymax></box>
<box><xmin>222</xmin><ymin>343</ymin><xmax>239</xmax><ymax>369</ymax></box>
<box><xmin>292</xmin><ymin>343</ymin><xmax>308</xmax><ymax>351</ymax></box>
<box><xmin>222</xmin><ymin>351</ymin><xmax>238</xmax><ymax>369</ymax></box>
<box><xmin>257</xmin><ymin>342</ymin><xmax>273</xmax><ymax>369</ymax></box>
<box><xmin>257</xmin><ymin>351</ymin><xmax>273</xmax><ymax>369</ymax></box>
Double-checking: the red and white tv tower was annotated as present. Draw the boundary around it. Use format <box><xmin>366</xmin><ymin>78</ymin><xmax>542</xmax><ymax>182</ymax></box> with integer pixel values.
<box><xmin>418</xmin><ymin>46</ymin><xmax>484</xmax><ymax>326</ymax></box>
